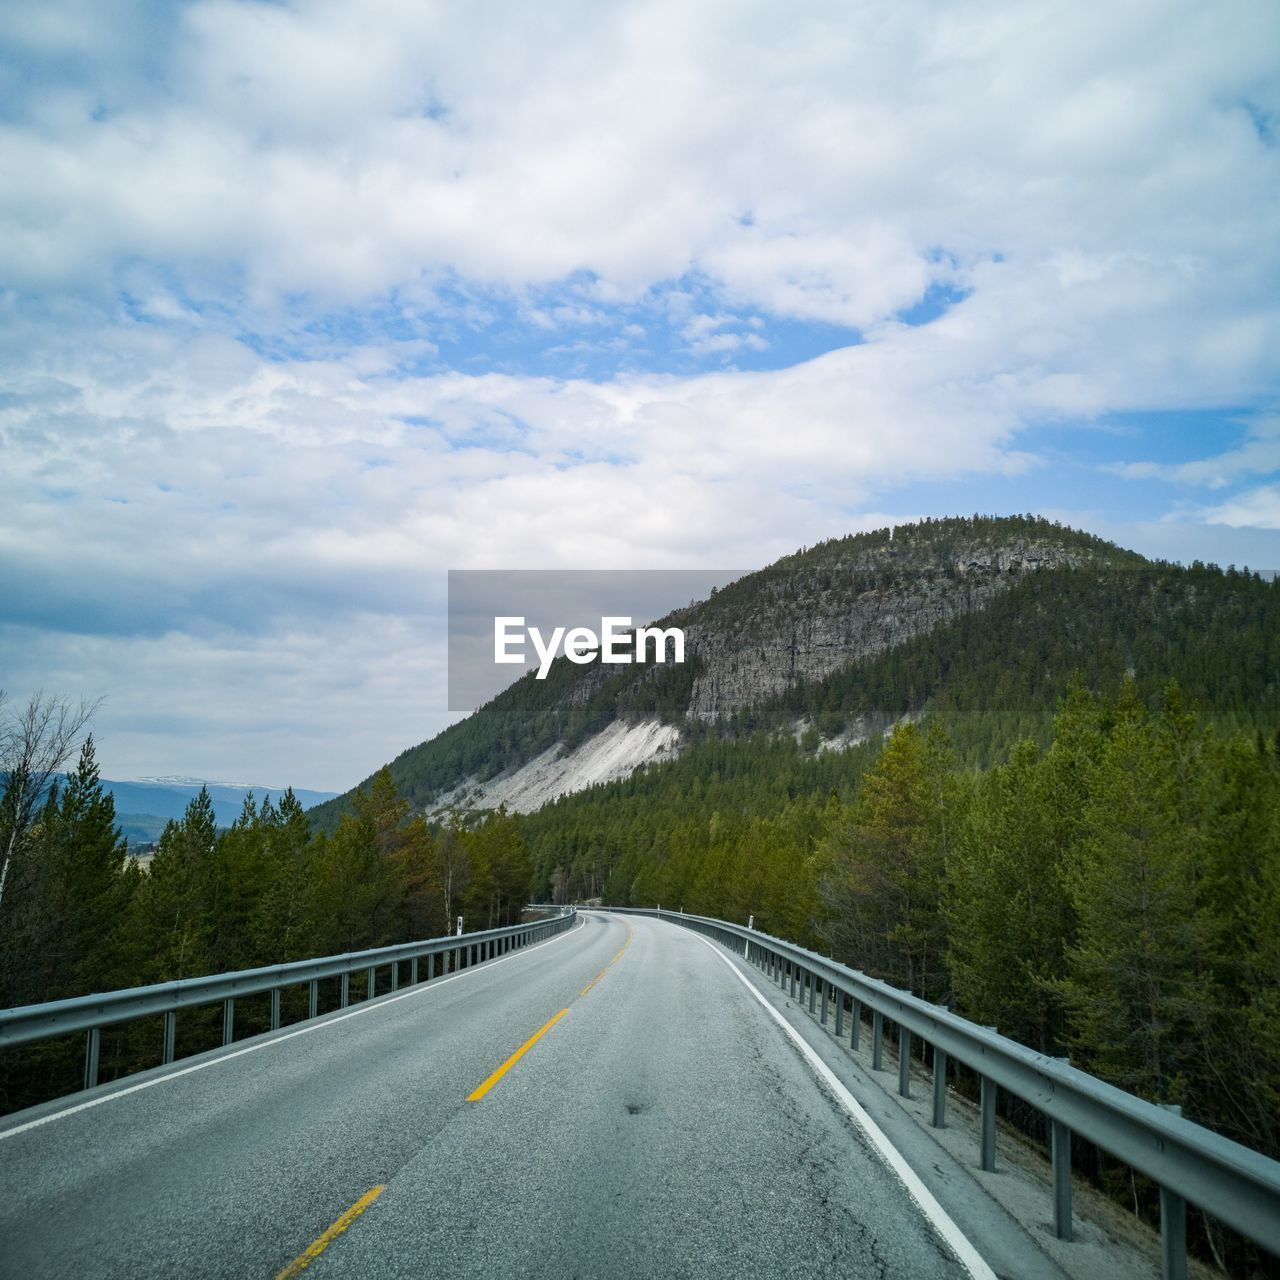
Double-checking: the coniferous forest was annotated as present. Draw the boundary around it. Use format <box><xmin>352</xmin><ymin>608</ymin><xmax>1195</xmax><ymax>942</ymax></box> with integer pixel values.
<box><xmin>0</xmin><ymin>731</ymin><xmax>531</xmax><ymax>1115</ymax></box>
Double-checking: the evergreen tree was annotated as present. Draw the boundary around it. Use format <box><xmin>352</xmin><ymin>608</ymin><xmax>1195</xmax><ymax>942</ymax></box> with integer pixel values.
<box><xmin>246</xmin><ymin>789</ymin><xmax>317</xmax><ymax>963</ymax></box>
<box><xmin>1057</xmin><ymin>680</ymin><xmax>1209</xmax><ymax>1102</ymax></box>
<box><xmin>128</xmin><ymin>787</ymin><xmax>219</xmax><ymax>981</ymax></box>
<box><xmin>308</xmin><ymin>770</ymin><xmax>403</xmax><ymax>954</ymax></box>
<box><xmin>0</xmin><ymin>736</ymin><xmax>132</xmax><ymax>1006</ymax></box>
<box><xmin>814</xmin><ymin>723</ymin><xmax>959</xmax><ymax>1000</ymax></box>
<box><xmin>946</xmin><ymin>738</ymin><xmax>1071</xmax><ymax>1051</ymax></box>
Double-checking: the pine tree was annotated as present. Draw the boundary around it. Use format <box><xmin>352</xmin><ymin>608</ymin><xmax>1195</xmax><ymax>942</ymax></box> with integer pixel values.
<box><xmin>1058</xmin><ymin>680</ymin><xmax>1208</xmax><ymax>1101</ymax></box>
<box><xmin>308</xmin><ymin>771</ymin><xmax>403</xmax><ymax>954</ymax></box>
<box><xmin>0</xmin><ymin>736</ymin><xmax>132</xmax><ymax>1006</ymax></box>
<box><xmin>946</xmin><ymin>738</ymin><xmax>1071</xmax><ymax>1051</ymax></box>
<box><xmin>128</xmin><ymin>787</ymin><xmax>219</xmax><ymax>981</ymax></box>
<box><xmin>247</xmin><ymin>788</ymin><xmax>320</xmax><ymax>963</ymax></box>
<box><xmin>815</xmin><ymin>722</ymin><xmax>959</xmax><ymax>1000</ymax></box>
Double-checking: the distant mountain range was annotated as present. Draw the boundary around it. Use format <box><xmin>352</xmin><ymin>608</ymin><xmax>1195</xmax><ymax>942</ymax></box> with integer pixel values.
<box><xmin>104</xmin><ymin>777</ymin><xmax>337</xmax><ymax>844</ymax></box>
<box><xmin>309</xmin><ymin>513</ymin><xmax>1279</xmax><ymax>833</ymax></box>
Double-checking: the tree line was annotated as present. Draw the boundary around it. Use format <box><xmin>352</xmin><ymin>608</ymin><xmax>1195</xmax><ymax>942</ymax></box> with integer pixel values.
<box><xmin>0</xmin><ymin>698</ymin><xmax>531</xmax><ymax>1112</ymax></box>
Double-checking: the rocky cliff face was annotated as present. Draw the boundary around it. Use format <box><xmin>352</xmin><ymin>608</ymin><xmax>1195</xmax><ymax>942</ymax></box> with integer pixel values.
<box><xmin>674</xmin><ymin>532</ymin><xmax>1129</xmax><ymax>720</ymax></box>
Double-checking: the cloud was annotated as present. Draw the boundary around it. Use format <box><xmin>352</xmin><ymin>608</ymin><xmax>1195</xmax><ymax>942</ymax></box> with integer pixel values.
<box><xmin>1109</xmin><ymin>416</ymin><xmax>1280</xmax><ymax>488</ymax></box>
<box><xmin>1196</xmin><ymin>484</ymin><xmax>1280</xmax><ymax>532</ymax></box>
<box><xmin>2</xmin><ymin>0</ymin><xmax>1276</xmax><ymax>321</ymax></box>
<box><xmin>3</xmin><ymin>0</ymin><xmax>1280</xmax><ymax>785</ymax></box>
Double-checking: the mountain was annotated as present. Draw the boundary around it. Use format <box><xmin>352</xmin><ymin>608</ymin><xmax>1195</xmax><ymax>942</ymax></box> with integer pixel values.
<box><xmin>105</xmin><ymin>778</ymin><xmax>338</xmax><ymax>843</ymax></box>
<box><xmin>313</xmin><ymin>513</ymin><xmax>1271</xmax><ymax>830</ymax></box>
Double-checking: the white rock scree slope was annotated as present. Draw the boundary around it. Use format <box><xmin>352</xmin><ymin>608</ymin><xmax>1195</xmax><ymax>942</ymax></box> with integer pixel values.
<box><xmin>1</xmin><ymin>914</ymin><xmax>1063</xmax><ymax>1279</ymax></box>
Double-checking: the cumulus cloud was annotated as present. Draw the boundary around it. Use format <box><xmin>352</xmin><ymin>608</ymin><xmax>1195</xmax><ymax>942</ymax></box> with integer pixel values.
<box><xmin>3</xmin><ymin>0</ymin><xmax>1276</xmax><ymax>316</ymax></box>
<box><xmin>1197</xmin><ymin>485</ymin><xmax>1280</xmax><ymax>532</ymax></box>
<box><xmin>2</xmin><ymin>0</ymin><xmax>1279</xmax><ymax>784</ymax></box>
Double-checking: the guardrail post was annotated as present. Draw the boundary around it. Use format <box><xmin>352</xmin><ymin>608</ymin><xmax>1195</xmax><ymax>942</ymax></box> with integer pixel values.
<box><xmin>309</xmin><ymin>979</ymin><xmax>318</xmax><ymax>1018</ymax></box>
<box><xmin>789</xmin><ymin>961</ymin><xmax>797</xmax><ymax>998</ymax></box>
<box><xmin>163</xmin><ymin>1010</ymin><xmax>177</xmax><ymax>1064</ymax></box>
<box><xmin>980</xmin><ymin>1075</ymin><xmax>997</xmax><ymax>1171</ymax></box>
<box><xmin>1159</xmin><ymin>1185</ymin><xmax>1187</xmax><ymax>1280</ymax></box>
<box><xmin>850</xmin><ymin>998</ymin><xmax>861</xmax><ymax>1050</ymax></box>
<box><xmin>899</xmin><ymin>1028</ymin><xmax>912</xmax><ymax>1097</ymax></box>
<box><xmin>1051</xmin><ymin>1119</ymin><xmax>1073</xmax><ymax>1240</ymax></box>
<box><xmin>813</xmin><ymin>977</ymin><xmax>822</xmax><ymax>1020</ymax></box>
<box><xmin>222</xmin><ymin>998</ymin><xmax>235</xmax><ymax>1046</ymax></box>
<box><xmin>932</xmin><ymin>1046</ymin><xmax>947</xmax><ymax>1127</ymax></box>
<box><xmin>340</xmin><ymin>973</ymin><xmax>350</xmax><ymax>1009</ymax></box>
<box><xmin>390</xmin><ymin>961</ymin><xmax>399</xmax><ymax>992</ymax></box>
<box><xmin>270</xmin><ymin>987</ymin><xmax>281</xmax><ymax>1031</ymax></box>
<box><xmin>834</xmin><ymin>992</ymin><xmax>844</xmax><ymax>1038</ymax></box>
<box><xmin>366</xmin><ymin>966</ymin><xmax>376</xmax><ymax>1000</ymax></box>
<box><xmin>872</xmin><ymin>1009</ymin><xmax>884</xmax><ymax>1069</ymax></box>
<box><xmin>411</xmin><ymin>956</ymin><xmax>419</xmax><ymax>985</ymax></box>
<box><xmin>84</xmin><ymin>1026</ymin><xmax>101</xmax><ymax>1089</ymax></box>
<box><xmin>1158</xmin><ymin>1104</ymin><xmax>1187</xmax><ymax>1280</ymax></box>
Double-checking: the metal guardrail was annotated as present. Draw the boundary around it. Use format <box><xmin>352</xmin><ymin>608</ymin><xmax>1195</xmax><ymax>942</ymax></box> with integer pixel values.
<box><xmin>0</xmin><ymin>908</ymin><xmax>576</xmax><ymax>1093</ymax></box>
<box><xmin>606</xmin><ymin>906</ymin><xmax>1280</xmax><ymax>1279</ymax></box>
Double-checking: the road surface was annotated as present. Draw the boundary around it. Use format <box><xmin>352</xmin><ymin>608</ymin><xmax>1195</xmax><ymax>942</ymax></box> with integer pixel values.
<box><xmin>0</xmin><ymin>912</ymin><xmax>1032</xmax><ymax>1279</ymax></box>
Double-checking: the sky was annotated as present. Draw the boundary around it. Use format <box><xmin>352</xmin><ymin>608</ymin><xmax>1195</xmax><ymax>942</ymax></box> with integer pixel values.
<box><xmin>1</xmin><ymin>0</ymin><xmax>1278</xmax><ymax>791</ymax></box>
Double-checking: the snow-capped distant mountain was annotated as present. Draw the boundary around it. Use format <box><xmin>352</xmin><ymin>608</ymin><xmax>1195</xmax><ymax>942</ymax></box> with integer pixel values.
<box><xmin>102</xmin><ymin>777</ymin><xmax>338</xmax><ymax>844</ymax></box>
<box><xmin>130</xmin><ymin>775</ymin><xmax>267</xmax><ymax>789</ymax></box>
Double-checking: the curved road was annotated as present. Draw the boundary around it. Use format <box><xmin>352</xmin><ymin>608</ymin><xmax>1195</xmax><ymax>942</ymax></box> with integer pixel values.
<box><xmin>1</xmin><ymin>913</ymin><xmax>1030</xmax><ymax>1279</ymax></box>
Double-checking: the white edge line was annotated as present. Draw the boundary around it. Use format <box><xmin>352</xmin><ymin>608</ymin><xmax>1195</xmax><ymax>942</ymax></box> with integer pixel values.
<box><xmin>690</xmin><ymin>932</ymin><xmax>998</xmax><ymax>1280</ymax></box>
<box><xmin>0</xmin><ymin>916</ymin><xmax>587</xmax><ymax>1142</ymax></box>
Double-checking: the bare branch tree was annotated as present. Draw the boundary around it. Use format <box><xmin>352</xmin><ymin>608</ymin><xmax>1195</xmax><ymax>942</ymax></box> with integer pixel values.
<box><xmin>0</xmin><ymin>690</ymin><xmax>102</xmax><ymax>913</ymax></box>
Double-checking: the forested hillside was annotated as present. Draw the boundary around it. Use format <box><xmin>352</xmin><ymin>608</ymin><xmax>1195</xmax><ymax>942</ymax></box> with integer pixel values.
<box><xmin>309</xmin><ymin>515</ymin><xmax>1142</xmax><ymax>828</ymax></box>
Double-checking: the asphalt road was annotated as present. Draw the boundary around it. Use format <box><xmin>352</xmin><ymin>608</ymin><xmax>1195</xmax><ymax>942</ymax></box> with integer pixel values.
<box><xmin>1</xmin><ymin>912</ymin><xmax>1002</xmax><ymax>1279</ymax></box>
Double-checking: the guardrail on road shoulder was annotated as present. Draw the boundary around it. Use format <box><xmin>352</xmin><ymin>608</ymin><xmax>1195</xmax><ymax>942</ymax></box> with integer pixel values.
<box><xmin>0</xmin><ymin>908</ymin><xmax>576</xmax><ymax>1095</ymax></box>
<box><xmin>604</xmin><ymin>905</ymin><xmax>1280</xmax><ymax>1280</ymax></box>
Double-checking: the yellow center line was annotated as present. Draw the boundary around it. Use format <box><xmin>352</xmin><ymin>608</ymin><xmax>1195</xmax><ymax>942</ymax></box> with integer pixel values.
<box><xmin>465</xmin><ymin>918</ymin><xmax>634</xmax><ymax>1101</ymax></box>
<box><xmin>580</xmin><ymin>922</ymin><xmax>633</xmax><ymax>996</ymax></box>
<box><xmin>466</xmin><ymin>1007</ymin><xmax>569</xmax><ymax>1101</ymax></box>
<box><xmin>275</xmin><ymin>1185</ymin><xmax>386</xmax><ymax>1279</ymax></box>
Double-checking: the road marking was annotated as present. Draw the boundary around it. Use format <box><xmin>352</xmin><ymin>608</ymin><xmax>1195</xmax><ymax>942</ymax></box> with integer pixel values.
<box><xmin>580</xmin><ymin>922</ymin><xmax>633</xmax><ymax>995</ymax></box>
<box><xmin>691</xmin><ymin>933</ymin><xmax>999</xmax><ymax>1280</ymax></box>
<box><xmin>468</xmin><ymin>916</ymin><xmax>633</xmax><ymax>1099</ymax></box>
<box><xmin>0</xmin><ymin>917</ymin><xmax>586</xmax><ymax>1142</ymax></box>
<box><xmin>275</xmin><ymin>1184</ymin><xmax>385</xmax><ymax>1279</ymax></box>
<box><xmin>466</xmin><ymin>1008</ymin><xmax>569</xmax><ymax>1101</ymax></box>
